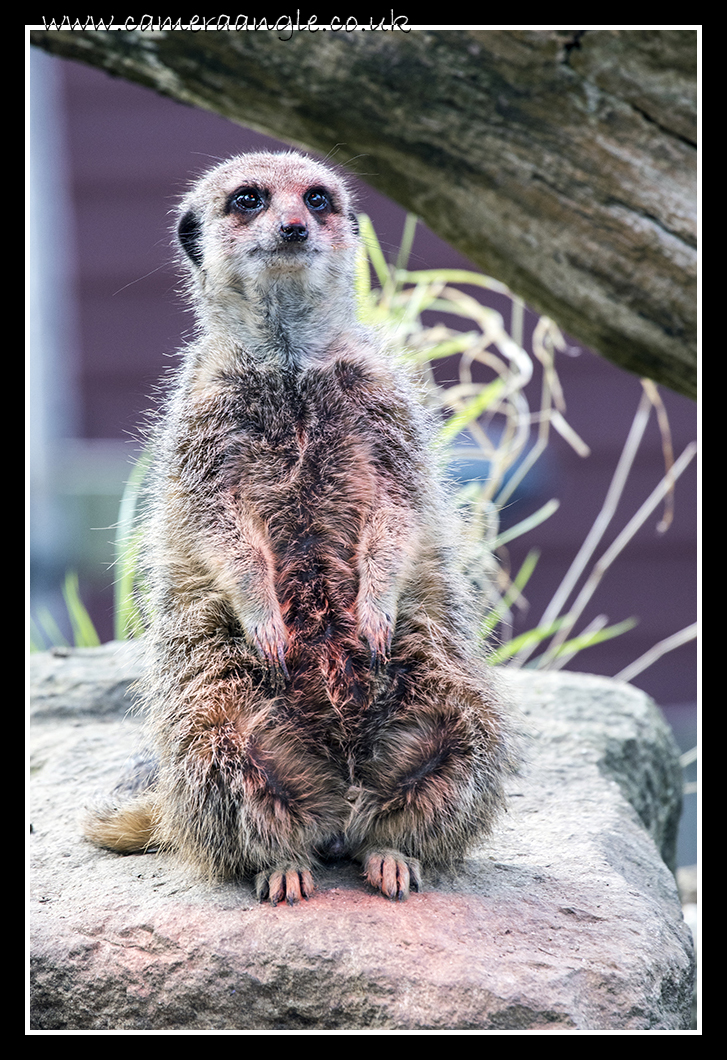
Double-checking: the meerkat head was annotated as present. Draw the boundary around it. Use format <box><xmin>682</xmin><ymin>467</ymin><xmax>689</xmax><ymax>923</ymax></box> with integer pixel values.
<box><xmin>176</xmin><ymin>152</ymin><xmax>360</xmax><ymax>309</ymax></box>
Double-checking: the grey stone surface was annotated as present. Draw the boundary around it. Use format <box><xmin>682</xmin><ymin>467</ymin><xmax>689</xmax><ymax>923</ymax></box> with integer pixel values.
<box><xmin>29</xmin><ymin>641</ymin><xmax>694</xmax><ymax>1030</ymax></box>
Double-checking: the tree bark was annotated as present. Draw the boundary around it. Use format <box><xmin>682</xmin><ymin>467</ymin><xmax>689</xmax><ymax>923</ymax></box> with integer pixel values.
<box><xmin>30</xmin><ymin>27</ymin><xmax>697</xmax><ymax>399</ymax></box>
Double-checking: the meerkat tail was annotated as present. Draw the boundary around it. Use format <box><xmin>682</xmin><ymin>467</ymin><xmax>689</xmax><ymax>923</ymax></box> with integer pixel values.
<box><xmin>84</xmin><ymin>793</ymin><xmax>160</xmax><ymax>854</ymax></box>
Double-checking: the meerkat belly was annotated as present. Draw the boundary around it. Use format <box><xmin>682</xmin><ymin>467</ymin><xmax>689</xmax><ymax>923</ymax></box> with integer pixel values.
<box><xmin>271</xmin><ymin>435</ymin><xmax>366</xmax><ymax>640</ymax></box>
<box><xmin>225</xmin><ymin>387</ymin><xmax>374</xmax><ymax>680</ymax></box>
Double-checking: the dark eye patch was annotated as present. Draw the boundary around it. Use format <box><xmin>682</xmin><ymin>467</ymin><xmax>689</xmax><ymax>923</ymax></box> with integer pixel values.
<box><xmin>226</xmin><ymin>186</ymin><xmax>269</xmax><ymax>216</ymax></box>
<box><xmin>304</xmin><ymin>187</ymin><xmax>331</xmax><ymax>214</ymax></box>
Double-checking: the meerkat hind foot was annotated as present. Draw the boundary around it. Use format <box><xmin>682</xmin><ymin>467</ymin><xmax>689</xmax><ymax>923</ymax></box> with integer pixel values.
<box><xmin>255</xmin><ymin>864</ymin><xmax>316</xmax><ymax>906</ymax></box>
<box><xmin>362</xmin><ymin>849</ymin><xmax>422</xmax><ymax>901</ymax></box>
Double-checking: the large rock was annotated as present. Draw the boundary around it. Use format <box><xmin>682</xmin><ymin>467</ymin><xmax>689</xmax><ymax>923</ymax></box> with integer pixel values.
<box><xmin>29</xmin><ymin>641</ymin><xmax>694</xmax><ymax>1030</ymax></box>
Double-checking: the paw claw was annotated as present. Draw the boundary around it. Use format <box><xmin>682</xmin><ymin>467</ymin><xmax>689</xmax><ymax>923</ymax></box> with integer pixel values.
<box><xmin>362</xmin><ymin>849</ymin><xmax>421</xmax><ymax>901</ymax></box>
<box><xmin>358</xmin><ymin>604</ymin><xmax>394</xmax><ymax>673</ymax></box>
<box><xmin>252</xmin><ymin>620</ymin><xmax>290</xmax><ymax>684</ymax></box>
<box><xmin>277</xmin><ymin>643</ymin><xmax>290</xmax><ymax>682</ymax></box>
<box><xmin>256</xmin><ymin>865</ymin><xmax>315</xmax><ymax>906</ymax></box>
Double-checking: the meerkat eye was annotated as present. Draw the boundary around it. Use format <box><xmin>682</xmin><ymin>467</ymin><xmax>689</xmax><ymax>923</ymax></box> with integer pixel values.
<box><xmin>228</xmin><ymin>187</ymin><xmax>266</xmax><ymax>214</ymax></box>
<box><xmin>304</xmin><ymin>188</ymin><xmax>331</xmax><ymax>213</ymax></box>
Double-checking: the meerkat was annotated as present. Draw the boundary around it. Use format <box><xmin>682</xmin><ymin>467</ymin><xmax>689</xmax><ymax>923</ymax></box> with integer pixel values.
<box><xmin>86</xmin><ymin>151</ymin><xmax>513</xmax><ymax>905</ymax></box>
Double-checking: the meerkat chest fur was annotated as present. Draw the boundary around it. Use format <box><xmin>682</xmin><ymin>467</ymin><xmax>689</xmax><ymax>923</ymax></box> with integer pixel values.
<box><xmin>168</xmin><ymin>352</ymin><xmax>426</xmax><ymax>692</ymax></box>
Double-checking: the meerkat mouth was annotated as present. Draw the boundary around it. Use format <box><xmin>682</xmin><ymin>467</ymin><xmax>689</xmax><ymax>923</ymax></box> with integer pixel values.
<box><xmin>248</xmin><ymin>243</ymin><xmax>322</xmax><ymax>267</ymax></box>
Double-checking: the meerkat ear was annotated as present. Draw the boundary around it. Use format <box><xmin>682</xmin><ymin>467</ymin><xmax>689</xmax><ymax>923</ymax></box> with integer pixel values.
<box><xmin>348</xmin><ymin>211</ymin><xmax>360</xmax><ymax>237</ymax></box>
<box><xmin>178</xmin><ymin>209</ymin><xmax>204</xmax><ymax>267</ymax></box>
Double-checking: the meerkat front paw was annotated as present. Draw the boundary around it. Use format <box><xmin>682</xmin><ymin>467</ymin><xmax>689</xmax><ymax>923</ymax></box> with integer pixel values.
<box><xmin>251</xmin><ymin>614</ymin><xmax>290</xmax><ymax>681</ymax></box>
<box><xmin>255</xmin><ymin>863</ymin><xmax>316</xmax><ymax>906</ymax></box>
<box><xmin>357</xmin><ymin>601</ymin><xmax>394</xmax><ymax>671</ymax></box>
<box><xmin>361</xmin><ymin>849</ymin><xmax>422</xmax><ymax>901</ymax></box>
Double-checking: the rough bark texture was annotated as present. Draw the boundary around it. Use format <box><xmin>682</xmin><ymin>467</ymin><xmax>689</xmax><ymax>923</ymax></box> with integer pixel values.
<box><xmin>30</xmin><ymin>27</ymin><xmax>697</xmax><ymax>399</ymax></box>
<box><xmin>29</xmin><ymin>642</ymin><xmax>695</xmax><ymax>1030</ymax></box>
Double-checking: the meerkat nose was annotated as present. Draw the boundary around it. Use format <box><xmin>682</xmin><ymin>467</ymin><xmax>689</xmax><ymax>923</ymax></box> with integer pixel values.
<box><xmin>279</xmin><ymin>221</ymin><xmax>309</xmax><ymax>243</ymax></box>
